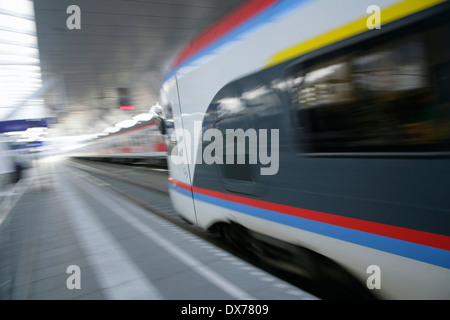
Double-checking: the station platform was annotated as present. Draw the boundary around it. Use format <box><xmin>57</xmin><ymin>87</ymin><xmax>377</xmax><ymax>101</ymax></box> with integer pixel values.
<box><xmin>0</xmin><ymin>157</ymin><xmax>318</xmax><ymax>300</ymax></box>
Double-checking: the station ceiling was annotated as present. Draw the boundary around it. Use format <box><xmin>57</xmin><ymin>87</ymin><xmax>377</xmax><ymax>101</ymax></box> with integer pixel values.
<box><xmin>32</xmin><ymin>0</ymin><xmax>247</xmax><ymax>137</ymax></box>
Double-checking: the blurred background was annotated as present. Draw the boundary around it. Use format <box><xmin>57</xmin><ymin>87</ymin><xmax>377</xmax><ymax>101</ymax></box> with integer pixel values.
<box><xmin>0</xmin><ymin>0</ymin><xmax>247</xmax><ymax>163</ymax></box>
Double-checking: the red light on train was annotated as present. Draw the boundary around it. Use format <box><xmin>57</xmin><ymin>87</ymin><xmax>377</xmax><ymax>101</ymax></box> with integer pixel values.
<box><xmin>120</xmin><ymin>106</ymin><xmax>134</xmax><ymax>110</ymax></box>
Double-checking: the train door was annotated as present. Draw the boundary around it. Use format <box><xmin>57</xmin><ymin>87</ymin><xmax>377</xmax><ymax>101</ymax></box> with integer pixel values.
<box><xmin>203</xmin><ymin>77</ymin><xmax>284</xmax><ymax>197</ymax></box>
<box><xmin>160</xmin><ymin>76</ymin><xmax>198</xmax><ymax>224</ymax></box>
<box><xmin>212</xmin><ymin>92</ymin><xmax>260</xmax><ymax>196</ymax></box>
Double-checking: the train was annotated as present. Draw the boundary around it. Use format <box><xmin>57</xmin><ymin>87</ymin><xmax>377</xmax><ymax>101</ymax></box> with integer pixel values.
<box><xmin>159</xmin><ymin>0</ymin><xmax>450</xmax><ymax>299</ymax></box>
<box><xmin>72</xmin><ymin>118</ymin><xmax>167</xmax><ymax>166</ymax></box>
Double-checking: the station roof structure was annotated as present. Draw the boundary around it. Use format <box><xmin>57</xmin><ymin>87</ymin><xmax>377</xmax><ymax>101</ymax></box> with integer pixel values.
<box><xmin>0</xmin><ymin>0</ymin><xmax>247</xmax><ymax>145</ymax></box>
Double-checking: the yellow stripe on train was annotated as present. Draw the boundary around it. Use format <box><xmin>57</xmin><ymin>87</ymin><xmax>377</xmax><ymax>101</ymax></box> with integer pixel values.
<box><xmin>265</xmin><ymin>0</ymin><xmax>447</xmax><ymax>68</ymax></box>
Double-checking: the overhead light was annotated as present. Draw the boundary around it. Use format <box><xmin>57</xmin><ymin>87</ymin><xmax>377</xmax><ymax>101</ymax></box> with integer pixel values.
<box><xmin>26</xmin><ymin>127</ymin><xmax>47</xmax><ymax>133</ymax></box>
<box><xmin>17</xmin><ymin>138</ymin><xmax>34</xmax><ymax>142</ymax></box>
<box><xmin>14</xmin><ymin>127</ymin><xmax>48</xmax><ymax>140</ymax></box>
<box><xmin>0</xmin><ymin>14</ymin><xmax>37</xmax><ymax>34</ymax></box>
<box><xmin>0</xmin><ymin>44</ymin><xmax>38</xmax><ymax>56</ymax></box>
<box><xmin>1</xmin><ymin>65</ymin><xmax>40</xmax><ymax>72</ymax></box>
<box><xmin>0</xmin><ymin>54</ymin><xmax>39</xmax><ymax>64</ymax></box>
<box><xmin>0</xmin><ymin>0</ymin><xmax>43</xmax><ymax>120</ymax></box>
<box><xmin>3</xmin><ymin>131</ymin><xmax>26</xmax><ymax>136</ymax></box>
<box><xmin>119</xmin><ymin>105</ymin><xmax>134</xmax><ymax>110</ymax></box>
<box><xmin>0</xmin><ymin>30</ymin><xmax>37</xmax><ymax>47</ymax></box>
<box><xmin>0</xmin><ymin>70</ymin><xmax>41</xmax><ymax>78</ymax></box>
<box><xmin>0</xmin><ymin>0</ymin><xmax>35</xmax><ymax>17</ymax></box>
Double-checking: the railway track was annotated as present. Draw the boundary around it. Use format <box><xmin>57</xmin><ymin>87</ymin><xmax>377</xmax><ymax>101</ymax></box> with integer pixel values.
<box><xmin>66</xmin><ymin>158</ymin><xmax>224</xmax><ymax>248</ymax></box>
<box><xmin>66</xmin><ymin>158</ymin><xmax>377</xmax><ymax>300</ymax></box>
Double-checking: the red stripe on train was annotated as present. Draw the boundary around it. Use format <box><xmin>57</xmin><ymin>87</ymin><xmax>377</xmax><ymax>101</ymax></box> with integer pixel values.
<box><xmin>168</xmin><ymin>177</ymin><xmax>450</xmax><ymax>251</ymax></box>
<box><xmin>171</xmin><ymin>0</ymin><xmax>280</xmax><ymax>70</ymax></box>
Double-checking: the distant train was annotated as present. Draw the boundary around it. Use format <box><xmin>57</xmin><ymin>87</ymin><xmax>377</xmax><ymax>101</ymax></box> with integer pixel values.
<box><xmin>159</xmin><ymin>0</ymin><xmax>450</xmax><ymax>299</ymax></box>
<box><xmin>73</xmin><ymin>119</ymin><xmax>167</xmax><ymax>166</ymax></box>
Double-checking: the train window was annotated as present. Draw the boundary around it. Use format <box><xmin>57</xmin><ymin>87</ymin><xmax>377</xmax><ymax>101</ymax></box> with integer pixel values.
<box><xmin>215</xmin><ymin>112</ymin><xmax>255</xmax><ymax>184</ymax></box>
<box><xmin>291</xmin><ymin>21</ymin><xmax>450</xmax><ymax>155</ymax></box>
<box><xmin>206</xmin><ymin>79</ymin><xmax>277</xmax><ymax>194</ymax></box>
<box><xmin>353</xmin><ymin>41</ymin><xmax>428</xmax><ymax>97</ymax></box>
<box><xmin>297</xmin><ymin>61</ymin><xmax>353</xmax><ymax>107</ymax></box>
